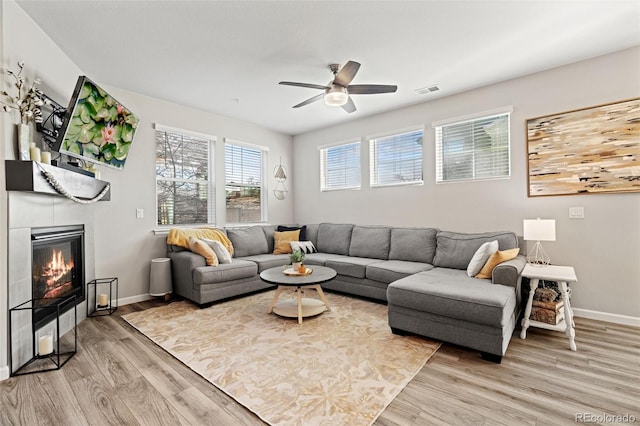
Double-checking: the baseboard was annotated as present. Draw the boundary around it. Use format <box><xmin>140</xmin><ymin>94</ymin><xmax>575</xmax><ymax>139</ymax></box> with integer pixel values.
<box><xmin>117</xmin><ymin>293</ymin><xmax>152</xmax><ymax>307</ymax></box>
<box><xmin>0</xmin><ymin>365</ymin><xmax>10</xmax><ymax>381</ymax></box>
<box><xmin>573</xmin><ymin>308</ymin><xmax>640</xmax><ymax>327</ymax></box>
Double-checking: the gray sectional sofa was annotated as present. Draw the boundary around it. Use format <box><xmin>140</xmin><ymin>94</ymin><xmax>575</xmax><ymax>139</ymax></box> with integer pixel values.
<box><xmin>167</xmin><ymin>223</ymin><xmax>527</xmax><ymax>362</ymax></box>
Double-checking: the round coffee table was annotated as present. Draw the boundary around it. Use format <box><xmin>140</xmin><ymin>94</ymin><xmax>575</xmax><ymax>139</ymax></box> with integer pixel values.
<box><xmin>260</xmin><ymin>265</ymin><xmax>336</xmax><ymax>324</ymax></box>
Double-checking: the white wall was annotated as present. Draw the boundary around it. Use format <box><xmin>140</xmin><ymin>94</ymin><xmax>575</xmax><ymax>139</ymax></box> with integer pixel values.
<box><xmin>0</xmin><ymin>0</ymin><xmax>293</xmax><ymax>378</ymax></box>
<box><xmin>292</xmin><ymin>47</ymin><xmax>640</xmax><ymax>320</ymax></box>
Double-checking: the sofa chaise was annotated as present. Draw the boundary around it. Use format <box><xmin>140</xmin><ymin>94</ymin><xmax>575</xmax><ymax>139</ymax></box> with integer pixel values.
<box><xmin>167</xmin><ymin>223</ymin><xmax>526</xmax><ymax>361</ymax></box>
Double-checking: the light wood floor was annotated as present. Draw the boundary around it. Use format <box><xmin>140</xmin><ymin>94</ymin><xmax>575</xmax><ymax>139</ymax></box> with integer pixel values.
<box><xmin>1</xmin><ymin>296</ymin><xmax>638</xmax><ymax>426</ymax></box>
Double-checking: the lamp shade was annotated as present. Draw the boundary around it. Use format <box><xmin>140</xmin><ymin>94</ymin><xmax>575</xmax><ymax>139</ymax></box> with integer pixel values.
<box><xmin>523</xmin><ymin>219</ymin><xmax>556</xmax><ymax>241</ymax></box>
<box><xmin>324</xmin><ymin>86</ymin><xmax>349</xmax><ymax>106</ymax></box>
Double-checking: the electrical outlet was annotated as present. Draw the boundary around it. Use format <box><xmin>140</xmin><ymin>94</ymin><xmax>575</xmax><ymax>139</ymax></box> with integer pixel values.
<box><xmin>569</xmin><ymin>207</ymin><xmax>584</xmax><ymax>219</ymax></box>
<box><xmin>136</xmin><ymin>208</ymin><xmax>144</xmax><ymax>219</ymax></box>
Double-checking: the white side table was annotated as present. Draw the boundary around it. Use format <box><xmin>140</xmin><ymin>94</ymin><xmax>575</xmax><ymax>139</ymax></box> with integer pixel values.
<box><xmin>520</xmin><ymin>264</ymin><xmax>578</xmax><ymax>351</ymax></box>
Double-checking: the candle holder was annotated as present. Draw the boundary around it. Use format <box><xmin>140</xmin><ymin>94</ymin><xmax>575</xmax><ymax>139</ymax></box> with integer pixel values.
<box><xmin>8</xmin><ymin>295</ymin><xmax>77</xmax><ymax>376</ymax></box>
<box><xmin>87</xmin><ymin>277</ymin><xmax>118</xmax><ymax>317</ymax></box>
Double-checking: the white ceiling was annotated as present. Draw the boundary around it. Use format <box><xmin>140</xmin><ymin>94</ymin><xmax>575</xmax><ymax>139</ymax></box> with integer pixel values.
<box><xmin>16</xmin><ymin>0</ymin><xmax>640</xmax><ymax>136</ymax></box>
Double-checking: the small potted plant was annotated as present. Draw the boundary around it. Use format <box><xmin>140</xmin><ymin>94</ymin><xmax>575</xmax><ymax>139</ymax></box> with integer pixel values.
<box><xmin>290</xmin><ymin>248</ymin><xmax>305</xmax><ymax>272</ymax></box>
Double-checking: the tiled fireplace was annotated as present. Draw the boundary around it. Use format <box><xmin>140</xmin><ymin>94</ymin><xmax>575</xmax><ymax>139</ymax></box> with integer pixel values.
<box><xmin>7</xmin><ymin>191</ymin><xmax>96</xmax><ymax>374</ymax></box>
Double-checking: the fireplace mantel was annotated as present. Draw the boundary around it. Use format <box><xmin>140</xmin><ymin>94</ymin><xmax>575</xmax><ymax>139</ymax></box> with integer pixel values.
<box><xmin>5</xmin><ymin>160</ymin><xmax>110</xmax><ymax>201</ymax></box>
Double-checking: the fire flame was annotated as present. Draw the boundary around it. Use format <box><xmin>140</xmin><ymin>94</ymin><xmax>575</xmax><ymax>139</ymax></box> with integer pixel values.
<box><xmin>41</xmin><ymin>250</ymin><xmax>74</xmax><ymax>286</ymax></box>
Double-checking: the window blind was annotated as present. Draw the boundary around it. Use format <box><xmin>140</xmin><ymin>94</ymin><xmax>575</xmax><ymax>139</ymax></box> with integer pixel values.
<box><xmin>225</xmin><ymin>141</ymin><xmax>265</xmax><ymax>223</ymax></box>
<box><xmin>320</xmin><ymin>141</ymin><xmax>361</xmax><ymax>191</ymax></box>
<box><xmin>155</xmin><ymin>128</ymin><xmax>214</xmax><ymax>226</ymax></box>
<box><xmin>435</xmin><ymin>113</ymin><xmax>510</xmax><ymax>183</ymax></box>
<box><xmin>370</xmin><ymin>129</ymin><xmax>423</xmax><ymax>187</ymax></box>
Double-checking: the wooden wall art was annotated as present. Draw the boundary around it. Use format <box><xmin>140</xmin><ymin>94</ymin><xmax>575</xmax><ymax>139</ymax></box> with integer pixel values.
<box><xmin>527</xmin><ymin>98</ymin><xmax>640</xmax><ymax>197</ymax></box>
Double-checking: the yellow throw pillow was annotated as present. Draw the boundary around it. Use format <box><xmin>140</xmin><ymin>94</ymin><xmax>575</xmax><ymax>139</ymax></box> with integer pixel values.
<box><xmin>273</xmin><ymin>230</ymin><xmax>301</xmax><ymax>254</ymax></box>
<box><xmin>188</xmin><ymin>236</ymin><xmax>219</xmax><ymax>266</ymax></box>
<box><xmin>475</xmin><ymin>248</ymin><xmax>520</xmax><ymax>279</ymax></box>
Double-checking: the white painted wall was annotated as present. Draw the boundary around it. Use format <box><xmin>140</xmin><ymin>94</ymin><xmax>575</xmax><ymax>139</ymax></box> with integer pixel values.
<box><xmin>0</xmin><ymin>0</ymin><xmax>293</xmax><ymax>378</ymax></box>
<box><xmin>292</xmin><ymin>47</ymin><xmax>640</xmax><ymax>319</ymax></box>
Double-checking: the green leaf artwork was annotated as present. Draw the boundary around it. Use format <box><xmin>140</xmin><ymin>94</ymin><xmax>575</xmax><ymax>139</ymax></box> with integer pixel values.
<box><xmin>61</xmin><ymin>78</ymin><xmax>139</xmax><ymax>169</ymax></box>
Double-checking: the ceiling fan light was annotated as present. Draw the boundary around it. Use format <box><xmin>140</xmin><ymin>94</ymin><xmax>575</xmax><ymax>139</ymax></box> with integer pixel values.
<box><xmin>324</xmin><ymin>87</ymin><xmax>349</xmax><ymax>106</ymax></box>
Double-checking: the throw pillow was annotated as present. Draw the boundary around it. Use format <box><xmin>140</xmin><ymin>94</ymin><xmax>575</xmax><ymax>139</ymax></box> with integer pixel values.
<box><xmin>290</xmin><ymin>240</ymin><xmax>317</xmax><ymax>254</ymax></box>
<box><xmin>273</xmin><ymin>230</ymin><xmax>301</xmax><ymax>254</ymax></box>
<box><xmin>188</xmin><ymin>236</ymin><xmax>219</xmax><ymax>266</ymax></box>
<box><xmin>277</xmin><ymin>225</ymin><xmax>307</xmax><ymax>241</ymax></box>
<box><xmin>203</xmin><ymin>238</ymin><xmax>232</xmax><ymax>264</ymax></box>
<box><xmin>466</xmin><ymin>240</ymin><xmax>499</xmax><ymax>277</ymax></box>
<box><xmin>475</xmin><ymin>248</ymin><xmax>520</xmax><ymax>279</ymax></box>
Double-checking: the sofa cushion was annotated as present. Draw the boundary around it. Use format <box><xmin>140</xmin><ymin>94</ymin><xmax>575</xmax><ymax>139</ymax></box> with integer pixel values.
<box><xmin>349</xmin><ymin>226</ymin><xmax>391</xmax><ymax>260</ymax></box>
<box><xmin>272</xmin><ymin>230</ymin><xmax>300</xmax><ymax>254</ymax></box>
<box><xmin>325</xmin><ymin>256</ymin><xmax>384</xmax><ymax>279</ymax></box>
<box><xmin>290</xmin><ymin>241</ymin><xmax>317</xmax><ymax>254</ymax></box>
<box><xmin>302</xmin><ymin>252</ymin><xmax>351</xmax><ymax>266</ymax></box>
<box><xmin>277</xmin><ymin>225</ymin><xmax>307</xmax><ymax>241</ymax></box>
<box><xmin>316</xmin><ymin>223</ymin><xmax>354</xmax><ymax>255</ymax></box>
<box><xmin>305</xmin><ymin>224</ymin><xmax>319</xmax><ymax>247</ymax></box>
<box><xmin>388</xmin><ymin>227</ymin><xmax>438</xmax><ymax>264</ymax></box>
<box><xmin>467</xmin><ymin>240</ymin><xmax>499</xmax><ymax>276</ymax></box>
<box><xmin>366</xmin><ymin>260</ymin><xmax>434</xmax><ymax>284</ymax></box>
<box><xmin>261</xmin><ymin>225</ymin><xmax>277</xmax><ymax>253</ymax></box>
<box><xmin>193</xmin><ymin>259</ymin><xmax>258</xmax><ymax>285</ymax></box>
<box><xmin>475</xmin><ymin>248</ymin><xmax>520</xmax><ymax>279</ymax></box>
<box><xmin>202</xmin><ymin>239</ymin><xmax>232</xmax><ymax>264</ymax></box>
<box><xmin>433</xmin><ymin>231</ymin><xmax>518</xmax><ymax>270</ymax></box>
<box><xmin>237</xmin><ymin>254</ymin><xmax>290</xmax><ymax>273</ymax></box>
<box><xmin>387</xmin><ymin>268</ymin><xmax>516</xmax><ymax>327</ymax></box>
<box><xmin>226</xmin><ymin>226</ymin><xmax>269</xmax><ymax>257</ymax></box>
<box><xmin>188</xmin><ymin>237</ymin><xmax>218</xmax><ymax>266</ymax></box>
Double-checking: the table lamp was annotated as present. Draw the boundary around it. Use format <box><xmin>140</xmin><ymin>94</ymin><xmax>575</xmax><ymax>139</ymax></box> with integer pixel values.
<box><xmin>523</xmin><ymin>218</ymin><xmax>556</xmax><ymax>266</ymax></box>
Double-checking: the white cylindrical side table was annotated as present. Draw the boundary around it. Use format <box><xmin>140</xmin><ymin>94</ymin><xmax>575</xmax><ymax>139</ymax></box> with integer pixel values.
<box><xmin>150</xmin><ymin>258</ymin><xmax>172</xmax><ymax>300</ymax></box>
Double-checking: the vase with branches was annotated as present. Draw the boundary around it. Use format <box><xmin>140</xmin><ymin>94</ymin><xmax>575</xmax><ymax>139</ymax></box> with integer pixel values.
<box><xmin>1</xmin><ymin>61</ymin><xmax>45</xmax><ymax>125</ymax></box>
<box><xmin>1</xmin><ymin>62</ymin><xmax>46</xmax><ymax>160</ymax></box>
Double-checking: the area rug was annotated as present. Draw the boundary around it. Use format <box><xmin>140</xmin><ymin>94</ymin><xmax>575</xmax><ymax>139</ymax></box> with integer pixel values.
<box><xmin>122</xmin><ymin>291</ymin><xmax>440</xmax><ymax>426</ymax></box>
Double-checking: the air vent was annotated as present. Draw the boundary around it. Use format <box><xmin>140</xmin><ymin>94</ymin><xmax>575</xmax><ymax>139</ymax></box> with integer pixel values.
<box><xmin>414</xmin><ymin>84</ymin><xmax>440</xmax><ymax>95</ymax></box>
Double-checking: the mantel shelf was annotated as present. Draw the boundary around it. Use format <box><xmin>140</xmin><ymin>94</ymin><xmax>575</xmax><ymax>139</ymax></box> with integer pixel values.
<box><xmin>5</xmin><ymin>160</ymin><xmax>111</xmax><ymax>201</ymax></box>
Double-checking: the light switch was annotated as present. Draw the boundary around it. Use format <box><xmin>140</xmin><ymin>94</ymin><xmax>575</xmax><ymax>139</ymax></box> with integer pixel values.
<box><xmin>569</xmin><ymin>207</ymin><xmax>584</xmax><ymax>219</ymax></box>
<box><xmin>136</xmin><ymin>208</ymin><xmax>144</xmax><ymax>219</ymax></box>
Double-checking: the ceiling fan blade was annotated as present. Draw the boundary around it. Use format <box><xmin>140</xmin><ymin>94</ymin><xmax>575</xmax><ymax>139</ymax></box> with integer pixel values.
<box><xmin>347</xmin><ymin>84</ymin><xmax>398</xmax><ymax>94</ymax></box>
<box><xmin>279</xmin><ymin>81</ymin><xmax>329</xmax><ymax>91</ymax></box>
<box><xmin>334</xmin><ymin>61</ymin><xmax>361</xmax><ymax>87</ymax></box>
<box><xmin>341</xmin><ymin>97</ymin><xmax>356</xmax><ymax>113</ymax></box>
<box><xmin>293</xmin><ymin>93</ymin><xmax>324</xmax><ymax>108</ymax></box>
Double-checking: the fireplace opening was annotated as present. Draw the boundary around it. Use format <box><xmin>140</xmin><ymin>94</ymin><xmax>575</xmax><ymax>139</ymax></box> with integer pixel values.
<box><xmin>31</xmin><ymin>225</ymin><xmax>85</xmax><ymax>329</ymax></box>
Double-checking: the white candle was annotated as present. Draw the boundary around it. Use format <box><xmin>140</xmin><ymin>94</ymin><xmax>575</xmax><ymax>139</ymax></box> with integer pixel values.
<box><xmin>29</xmin><ymin>142</ymin><xmax>36</xmax><ymax>149</ymax></box>
<box><xmin>38</xmin><ymin>335</ymin><xmax>53</xmax><ymax>356</ymax></box>
<box><xmin>98</xmin><ymin>293</ymin><xmax>109</xmax><ymax>307</ymax></box>
<box><xmin>41</xmin><ymin>151</ymin><xmax>51</xmax><ymax>165</ymax></box>
<box><xmin>29</xmin><ymin>146</ymin><xmax>41</xmax><ymax>162</ymax></box>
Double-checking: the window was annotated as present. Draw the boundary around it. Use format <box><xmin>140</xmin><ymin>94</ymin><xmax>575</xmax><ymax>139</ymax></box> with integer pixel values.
<box><xmin>434</xmin><ymin>111</ymin><xmax>510</xmax><ymax>183</ymax></box>
<box><xmin>155</xmin><ymin>126</ymin><xmax>214</xmax><ymax>226</ymax></box>
<box><xmin>369</xmin><ymin>129</ymin><xmax>423</xmax><ymax>187</ymax></box>
<box><xmin>225</xmin><ymin>141</ymin><xmax>266</xmax><ymax>223</ymax></box>
<box><xmin>320</xmin><ymin>141</ymin><xmax>361</xmax><ymax>191</ymax></box>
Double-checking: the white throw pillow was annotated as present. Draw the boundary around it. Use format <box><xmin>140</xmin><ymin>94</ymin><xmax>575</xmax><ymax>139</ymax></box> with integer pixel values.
<box><xmin>290</xmin><ymin>240</ymin><xmax>317</xmax><ymax>254</ymax></box>
<box><xmin>466</xmin><ymin>240</ymin><xmax>499</xmax><ymax>277</ymax></box>
<box><xmin>203</xmin><ymin>239</ymin><xmax>233</xmax><ymax>264</ymax></box>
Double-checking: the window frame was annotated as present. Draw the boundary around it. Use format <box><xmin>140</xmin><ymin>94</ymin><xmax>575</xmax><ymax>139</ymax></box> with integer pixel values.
<box><xmin>433</xmin><ymin>107</ymin><xmax>512</xmax><ymax>184</ymax></box>
<box><xmin>154</xmin><ymin>124</ymin><xmax>215</xmax><ymax>227</ymax></box>
<box><xmin>319</xmin><ymin>140</ymin><xmax>362</xmax><ymax>192</ymax></box>
<box><xmin>368</xmin><ymin>126</ymin><xmax>424</xmax><ymax>188</ymax></box>
<box><xmin>224</xmin><ymin>139</ymin><xmax>268</xmax><ymax>224</ymax></box>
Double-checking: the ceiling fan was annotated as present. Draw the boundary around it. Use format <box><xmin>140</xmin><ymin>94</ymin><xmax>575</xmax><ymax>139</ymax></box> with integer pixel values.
<box><xmin>279</xmin><ymin>61</ymin><xmax>397</xmax><ymax>113</ymax></box>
